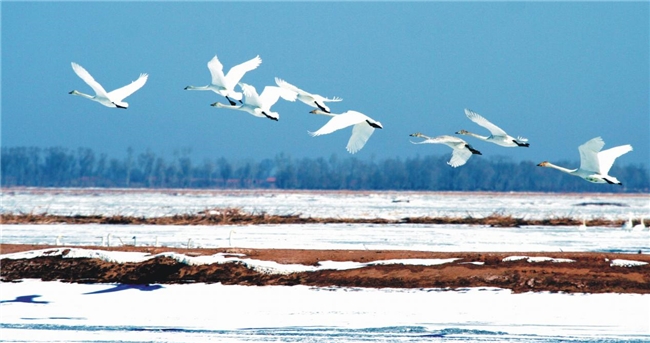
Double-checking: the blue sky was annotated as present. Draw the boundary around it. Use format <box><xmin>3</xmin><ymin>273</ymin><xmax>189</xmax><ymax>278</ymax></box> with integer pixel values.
<box><xmin>2</xmin><ymin>2</ymin><xmax>648</xmax><ymax>168</ymax></box>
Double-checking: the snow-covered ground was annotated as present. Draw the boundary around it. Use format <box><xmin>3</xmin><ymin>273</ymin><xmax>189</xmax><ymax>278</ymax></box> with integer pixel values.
<box><xmin>1</xmin><ymin>189</ymin><xmax>649</xmax><ymax>342</ymax></box>
<box><xmin>2</xmin><ymin>188</ymin><xmax>649</xmax><ymax>220</ymax></box>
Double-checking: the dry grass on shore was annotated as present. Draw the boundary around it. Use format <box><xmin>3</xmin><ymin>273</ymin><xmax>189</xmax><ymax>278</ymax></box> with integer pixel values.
<box><xmin>1</xmin><ymin>208</ymin><xmax>621</xmax><ymax>227</ymax></box>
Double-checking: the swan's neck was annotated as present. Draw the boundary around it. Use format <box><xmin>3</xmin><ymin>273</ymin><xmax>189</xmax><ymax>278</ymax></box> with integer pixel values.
<box><xmin>70</xmin><ymin>90</ymin><xmax>94</xmax><ymax>100</ymax></box>
<box><xmin>185</xmin><ymin>85</ymin><xmax>210</xmax><ymax>91</ymax></box>
<box><xmin>543</xmin><ymin>162</ymin><xmax>576</xmax><ymax>175</ymax></box>
<box><xmin>311</xmin><ymin>109</ymin><xmax>336</xmax><ymax>117</ymax></box>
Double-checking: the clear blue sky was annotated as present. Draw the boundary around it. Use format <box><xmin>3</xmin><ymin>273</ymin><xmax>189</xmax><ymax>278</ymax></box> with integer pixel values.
<box><xmin>2</xmin><ymin>2</ymin><xmax>648</xmax><ymax>167</ymax></box>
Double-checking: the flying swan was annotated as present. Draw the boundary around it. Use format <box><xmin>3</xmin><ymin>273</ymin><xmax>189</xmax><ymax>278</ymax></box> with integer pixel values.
<box><xmin>309</xmin><ymin>109</ymin><xmax>382</xmax><ymax>154</ymax></box>
<box><xmin>536</xmin><ymin>136</ymin><xmax>633</xmax><ymax>185</ymax></box>
<box><xmin>456</xmin><ymin>109</ymin><xmax>529</xmax><ymax>147</ymax></box>
<box><xmin>275</xmin><ymin>77</ymin><xmax>342</xmax><ymax>113</ymax></box>
<box><xmin>185</xmin><ymin>55</ymin><xmax>262</xmax><ymax>105</ymax></box>
<box><xmin>409</xmin><ymin>133</ymin><xmax>482</xmax><ymax>168</ymax></box>
<box><xmin>69</xmin><ymin>62</ymin><xmax>148</xmax><ymax>109</ymax></box>
<box><xmin>211</xmin><ymin>83</ymin><xmax>296</xmax><ymax>121</ymax></box>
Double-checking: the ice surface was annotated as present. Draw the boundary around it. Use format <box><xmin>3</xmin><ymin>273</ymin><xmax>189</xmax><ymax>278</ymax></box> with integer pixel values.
<box><xmin>0</xmin><ymin>280</ymin><xmax>648</xmax><ymax>342</ymax></box>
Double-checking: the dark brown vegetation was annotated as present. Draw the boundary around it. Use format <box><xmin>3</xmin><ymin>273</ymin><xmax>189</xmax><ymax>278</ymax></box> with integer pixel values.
<box><xmin>0</xmin><ymin>208</ymin><xmax>625</xmax><ymax>227</ymax></box>
<box><xmin>2</xmin><ymin>244</ymin><xmax>649</xmax><ymax>294</ymax></box>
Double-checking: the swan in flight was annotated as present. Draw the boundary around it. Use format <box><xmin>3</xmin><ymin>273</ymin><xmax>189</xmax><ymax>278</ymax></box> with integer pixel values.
<box><xmin>275</xmin><ymin>77</ymin><xmax>342</xmax><ymax>113</ymax></box>
<box><xmin>409</xmin><ymin>133</ymin><xmax>481</xmax><ymax>168</ymax></box>
<box><xmin>69</xmin><ymin>62</ymin><xmax>148</xmax><ymax>109</ymax></box>
<box><xmin>536</xmin><ymin>136</ymin><xmax>633</xmax><ymax>185</ymax></box>
<box><xmin>211</xmin><ymin>83</ymin><xmax>296</xmax><ymax>121</ymax></box>
<box><xmin>309</xmin><ymin>109</ymin><xmax>382</xmax><ymax>154</ymax></box>
<box><xmin>185</xmin><ymin>55</ymin><xmax>262</xmax><ymax>105</ymax></box>
<box><xmin>456</xmin><ymin>109</ymin><xmax>529</xmax><ymax>147</ymax></box>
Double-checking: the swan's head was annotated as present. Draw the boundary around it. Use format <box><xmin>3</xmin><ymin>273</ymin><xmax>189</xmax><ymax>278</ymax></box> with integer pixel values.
<box><xmin>310</xmin><ymin>109</ymin><xmax>327</xmax><ymax>115</ymax></box>
<box><xmin>211</xmin><ymin>102</ymin><xmax>225</xmax><ymax>107</ymax></box>
<box><xmin>409</xmin><ymin>132</ymin><xmax>424</xmax><ymax>138</ymax></box>
<box><xmin>68</xmin><ymin>90</ymin><xmax>79</xmax><ymax>95</ymax></box>
<box><xmin>184</xmin><ymin>86</ymin><xmax>193</xmax><ymax>90</ymax></box>
<box><xmin>537</xmin><ymin>161</ymin><xmax>550</xmax><ymax>167</ymax></box>
<box><xmin>455</xmin><ymin>129</ymin><xmax>470</xmax><ymax>135</ymax></box>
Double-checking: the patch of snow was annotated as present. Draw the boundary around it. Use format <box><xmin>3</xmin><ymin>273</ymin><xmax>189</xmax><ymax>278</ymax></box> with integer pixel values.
<box><xmin>503</xmin><ymin>256</ymin><xmax>575</xmax><ymax>263</ymax></box>
<box><xmin>610</xmin><ymin>259</ymin><xmax>649</xmax><ymax>267</ymax></box>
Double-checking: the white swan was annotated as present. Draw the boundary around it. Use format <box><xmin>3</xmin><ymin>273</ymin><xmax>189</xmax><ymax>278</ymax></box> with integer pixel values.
<box><xmin>578</xmin><ymin>218</ymin><xmax>587</xmax><ymax>231</ymax></box>
<box><xmin>69</xmin><ymin>62</ymin><xmax>148</xmax><ymax>109</ymax></box>
<box><xmin>185</xmin><ymin>55</ymin><xmax>261</xmax><ymax>105</ymax></box>
<box><xmin>409</xmin><ymin>133</ymin><xmax>481</xmax><ymax>168</ymax></box>
<box><xmin>309</xmin><ymin>109</ymin><xmax>383</xmax><ymax>154</ymax></box>
<box><xmin>211</xmin><ymin>83</ymin><xmax>296</xmax><ymax>121</ymax></box>
<box><xmin>537</xmin><ymin>136</ymin><xmax>633</xmax><ymax>185</ymax></box>
<box><xmin>456</xmin><ymin>109</ymin><xmax>529</xmax><ymax>147</ymax></box>
<box><xmin>275</xmin><ymin>78</ymin><xmax>342</xmax><ymax>113</ymax></box>
<box><xmin>632</xmin><ymin>217</ymin><xmax>646</xmax><ymax>232</ymax></box>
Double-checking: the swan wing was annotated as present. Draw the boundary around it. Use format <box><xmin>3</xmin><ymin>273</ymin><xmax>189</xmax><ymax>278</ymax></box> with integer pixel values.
<box><xmin>275</xmin><ymin>78</ymin><xmax>307</xmax><ymax>96</ymax></box>
<box><xmin>71</xmin><ymin>62</ymin><xmax>109</xmax><ymax>97</ymax></box>
<box><xmin>578</xmin><ymin>137</ymin><xmax>605</xmax><ymax>172</ymax></box>
<box><xmin>448</xmin><ymin>147</ymin><xmax>473</xmax><ymax>168</ymax></box>
<box><xmin>464</xmin><ymin>109</ymin><xmax>508</xmax><ymax>136</ymax></box>
<box><xmin>207</xmin><ymin>55</ymin><xmax>227</xmax><ymax>87</ymax></box>
<box><xmin>597</xmin><ymin>144</ymin><xmax>633</xmax><ymax>174</ymax></box>
<box><xmin>240</xmin><ymin>83</ymin><xmax>262</xmax><ymax>107</ymax></box>
<box><xmin>224</xmin><ymin>55</ymin><xmax>262</xmax><ymax>89</ymax></box>
<box><xmin>309</xmin><ymin>111</ymin><xmax>367</xmax><ymax>136</ymax></box>
<box><xmin>322</xmin><ymin>96</ymin><xmax>343</xmax><ymax>102</ymax></box>
<box><xmin>346</xmin><ymin>121</ymin><xmax>375</xmax><ymax>154</ymax></box>
<box><xmin>259</xmin><ymin>86</ymin><xmax>297</xmax><ymax>107</ymax></box>
<box><xmin>108</xmin><ymin>73</ymin><xmax>148</xmax><ymax>102</ymax></box>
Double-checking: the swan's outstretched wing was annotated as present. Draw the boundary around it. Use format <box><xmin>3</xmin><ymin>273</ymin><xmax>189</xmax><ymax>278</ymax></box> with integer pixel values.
<box><xmin>578</xmin><ymin>137</ymin><xmax>605</xmax><ymax>172</ymax></box>
<box><xmin>71</xmin><ymin>62</ymin><xmax>109</xmax><ymax>97</ymax></box>
<box><xmin>597</xmin><ymin>144</ymin><xmax>633</xmax><ymax>174</ymax></box>
<box><xmin>275</xmin><ymin>78</ymin><xmax>305</xmax><ymax>95</ymax></box>
<box><xmin>322</xmin><ymin>96</ymin><xmax>343</xmax><ymax>102</ymax></box>
<box><xmin>207</xmin><ymin>55</ymin><xmax>227</xmax><ymax>87</ymax></box>
<box><xmin>347</xmin><ymin>122</ymin><xmax>375</xmax><ymax>154</ymax></box>
<box><xmin>309</xmin><ymin>111</ymin><xmax>368</xmax><ymax>136</ymax></box>
<box><xmin>259</xmin><ymin>86</ymin><xmax>296</xmax><ymax>107</ymax></box>
<box><xmin>223</xmin><ymin>55</ymin><xmax>262</xmax><ymax>88</ymax></box>
<box><xmin>108</xmin><ymin>73</ymin><xmax>148</xmax><ymax>102</ymax></box>
<box><xmin>464</xmin><ymin>109</ymin><xmax>507</xmax><ymax>136</ymax></box>
<box><xmin>448</xmin><ymin>147</ymin><xmax>473</xmax><ymax>168</ymax></box>
<box><xmin>241</xmin><ymin>83</ymin><xmax>262</xmax><ymax>107</ymax></box>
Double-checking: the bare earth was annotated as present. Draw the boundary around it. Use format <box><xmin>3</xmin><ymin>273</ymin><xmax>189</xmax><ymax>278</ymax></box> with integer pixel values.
<box><xmin>2</xmin><ymin>244</ymin><xmax>649</xmax><ymax>294</ymax></box>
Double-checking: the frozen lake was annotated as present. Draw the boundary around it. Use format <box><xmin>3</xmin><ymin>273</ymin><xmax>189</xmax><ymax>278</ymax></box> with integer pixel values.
<box><xmin>1</xmin><ymin>188</ymin><xmax>649</xmax><ymax>342</ymax></box>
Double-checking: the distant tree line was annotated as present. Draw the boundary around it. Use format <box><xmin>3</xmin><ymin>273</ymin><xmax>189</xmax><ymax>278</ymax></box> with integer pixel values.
<box><xmin>1</xmin><ymin>146</ymin><xmax>649</xmax><ymax>192</ymax></box>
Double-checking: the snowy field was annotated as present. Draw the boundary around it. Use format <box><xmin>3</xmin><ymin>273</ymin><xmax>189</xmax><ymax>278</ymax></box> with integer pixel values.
<box><xmin>1</xmin><ymin>189</ymin><xmax>649</xmax><ymax>342</ymax></box>
<box><xmin>2</xmin><ymin>188</ymin><xmax>649</xmax><ymax>220</ymax></box>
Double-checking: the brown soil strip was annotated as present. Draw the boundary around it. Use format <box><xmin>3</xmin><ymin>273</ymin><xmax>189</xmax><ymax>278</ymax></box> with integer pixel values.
<box><xmin>0</xmin><ymin>209</ymin><xmax>625</xmax><ymax>227</ymax></box>
<box><xmin>2</xmin><ymin>244</ymin><xmax>649</xmax><ymax>294</ymax></box>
